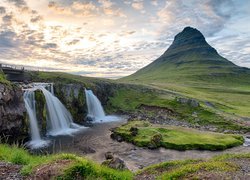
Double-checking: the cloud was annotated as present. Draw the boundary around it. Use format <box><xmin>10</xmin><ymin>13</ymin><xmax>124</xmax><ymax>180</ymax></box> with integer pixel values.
<box><xmin>0</xmin><ymin>30</ymin><xmax>18</xmax><ymax>48</ymax></box>
<box><xmin>155</xmin><ymin>0</ymin><xmax>235</xmax><ymax>38</ymax></box>
<box><xmin>0</xmin><ymin>0</ymin><xmax>250</xmax><ymax>79</ymax></box>
<box><xmin>131</xmin><ymin>0</ymin><xmax>144</xmax><ymax>11</ymax></box>
<box><xmin>151</xmin><ymin>0</ymin><xmax>158</xmax><ymax>6</ymax></box>
<box><xmin>30</xmin><ymin>15</ymin><xmax>43</xmax><ymax>23</ymax></box>
<box><xmin>7</xmin><ymin>0</ymin><xmax>27</xmax><ymax>8</ymax></box>
<box><xmin>98</xmin><ymin>0</ymin><xmax>114</xmax><ymax>8</ymax></box>
<box><xmin>2</xmin><ymin>14</ymin><xmax>13</xmax><ymax>26</ymax></box>
<box><xmin>0</xmin><ymin>7</ymin><xmax>6</xmax><ymax>14</ymax></box>
<box><xmin>43</xmin><ymin>43</ymin><xmax>57</xmax><ymax>49</ymax></box>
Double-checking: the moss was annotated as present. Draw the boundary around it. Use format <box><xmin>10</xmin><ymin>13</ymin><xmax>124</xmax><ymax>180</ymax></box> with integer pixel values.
<box><xmin>113</xmin><ymin>121</ymin><xmax>244</xmax><ymax>151</ymax></box>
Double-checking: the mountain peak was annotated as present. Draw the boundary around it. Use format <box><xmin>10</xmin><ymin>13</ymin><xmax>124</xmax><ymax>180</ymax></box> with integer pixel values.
<box><xmin>162</xmin><ymin>26</ymin><xmax>216</xmax><ymax>57</ymax></box>
<box><xmin>123</xmin><ymin>26</ymin><xmax>243</xmax><ymax>83</ymax></box>
<box><xmin>175</xmin><ymin>27</ymin><xmax>205</xmax><ymax>41</ymax></box>
<box><xmin>170</xmin><ymin>26</ymin><xmax>207</xmax><ymax>49</ymax></box>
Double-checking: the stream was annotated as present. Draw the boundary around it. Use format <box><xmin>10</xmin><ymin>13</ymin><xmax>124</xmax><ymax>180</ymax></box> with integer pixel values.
<box><xmin>35</xmin><ymin>117</ymin><xmax>250</xmax><ymax>172</ymax></box>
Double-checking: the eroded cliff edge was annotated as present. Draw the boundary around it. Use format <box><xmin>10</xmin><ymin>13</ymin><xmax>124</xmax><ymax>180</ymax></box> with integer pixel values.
<box><xmin>0</xmin><ymin>83</ymin><xmax>26</xmax><ymax>140</ymax></box>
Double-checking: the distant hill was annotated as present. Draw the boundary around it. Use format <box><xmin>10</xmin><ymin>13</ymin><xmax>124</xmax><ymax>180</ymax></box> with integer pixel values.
<box><xmin>123</xmin><ymin>27</ymin><xmax>250</xmax><ymax>85</ymax></box>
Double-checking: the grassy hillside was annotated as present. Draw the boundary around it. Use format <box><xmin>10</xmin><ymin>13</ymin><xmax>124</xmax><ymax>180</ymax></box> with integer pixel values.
<box><xmin>121</xmin><ymin>27</ymin><xmax>250</xmax><ymax>117</ymax></box>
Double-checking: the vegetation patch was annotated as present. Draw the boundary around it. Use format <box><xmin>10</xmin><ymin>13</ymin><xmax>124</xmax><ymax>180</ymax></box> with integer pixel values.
<box><xmin>0</xmin><ymin>144</ymin><xmax>133</xmax><ymax>179</ymax></box>
<box><xmin>136</xmin><ymin>153</ymin><xmax>250</xmax><ymax>180</ymax></box>
<box><xmin>0</xmin><ymin>70</ymin><xmax>10</xmax><ymax>85</ymax></box>
<box><xmin>108</xmin><ymin>88</ymin><xmax>250</xmax><ymax>133</ymax></box>
<box><xmin>112</xmin><ymin>121</ymin><xmax>244</xmax><ymax>150</ymax></box>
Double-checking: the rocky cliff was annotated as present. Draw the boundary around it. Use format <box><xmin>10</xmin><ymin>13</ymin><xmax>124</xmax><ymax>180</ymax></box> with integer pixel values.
<box><xmin>0</xmin><ymin>83</ymin><xmax>27</xmax><ymax>141</ymax></box>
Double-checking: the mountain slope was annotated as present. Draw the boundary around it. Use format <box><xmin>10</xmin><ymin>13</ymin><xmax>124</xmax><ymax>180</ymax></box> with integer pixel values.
<box><xmin>123</xmin><ymin>27</ymin><xmax>250</xmax><ymax>85</ymax></box>
<box><xmin>121</xmin><ymin>27</ymin><xmax>250</xmax><ymax>117</ymax></box>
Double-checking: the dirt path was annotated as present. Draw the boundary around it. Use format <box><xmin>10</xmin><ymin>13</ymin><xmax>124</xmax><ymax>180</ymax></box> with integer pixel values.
<box><xmin>45</xmin><ymin>118</ymin><xmax>250</xmax><ymax>172</ymax></box>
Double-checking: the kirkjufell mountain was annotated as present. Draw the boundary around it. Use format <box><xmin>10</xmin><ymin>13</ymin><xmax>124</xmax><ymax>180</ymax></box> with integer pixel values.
<box><xmin>123</xmin><ymin>27</ymin><xmax>250</xmax><ymax>85</ymax></box>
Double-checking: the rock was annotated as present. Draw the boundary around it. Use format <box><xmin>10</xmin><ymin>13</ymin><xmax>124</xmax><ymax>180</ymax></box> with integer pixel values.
<box><xmin>147</xmin><ymin>143</ymin><xmax>157</xmax><ymax>149</ymax></box>
<box><xmin>192</xmin><ymin>111</ymin><xmax>198</xmax><ymax>118</ymax></box>
<box><xmin>110</xmin><ymin>133</ymin><xmax>123</xmax><ymax>142</ymax></box>
<box><xmin>0</xmin><ymin>83</ymin><xmax>26</xmax><ymax>141</ymax></box>
<box><xmin>105</xmin><ymin>152</ymin><xmax>114</xmax><ymax>160</ymax></box>
<box><xmin>176</xmin><ymin>97</ymin><xmax>200</xmax><ymax>107</ymax></box>
<box><xmin>151</xmin><ymin>133</ymin><xmax>162</xmax><ymax>145</ymax></box>
<box><xmin>189</xmin><ymin>99</ymin><xmax>200</xmax><ymax>107</ymax></box>
<box><xmin>205</xmin><ymin>101</ymin><xmax>215</xmax><ymax>108</ymax></box>
<box><xmin>85</xmin><ymin>115</ymin><xmax>95</xmax><ymax>122</ymax></box>
<box><xmin>129</xmin><ymin>127</ymin><xmax>138</xmax><ymax>136</ymax></box>
<box><xmin>138</xmin><ymin>165</ymin><xmax>144</xmax><ymax>169</ymax></box>
<box><xmin>79</xmin><ymin>146</ymin><xmax>96</xmax><ymax>154</ymax></box>
<box><xmin>102</xmin><ymin>157</ymin><xmax>128</xmax><ymax>170</ymax></box>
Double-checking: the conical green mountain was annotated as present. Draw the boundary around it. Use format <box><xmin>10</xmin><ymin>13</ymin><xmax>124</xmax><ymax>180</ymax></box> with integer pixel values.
<box><xmin>123</xmin><ymin>27</ymin><xmax>250</xmax><ymax>85</ymax></box>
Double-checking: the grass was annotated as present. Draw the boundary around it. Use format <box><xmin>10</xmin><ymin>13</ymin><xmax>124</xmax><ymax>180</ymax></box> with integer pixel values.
<box><xmin>28</xmin><ymin>71</ymin><xmax>111</xmax><ymax>86</ymax></box>
<box><xmin>0</xmin><ymin>70</ymin><xmax>10</xmax><ymax>84</ymax></box>
<box><xmin>0</xmin><ymin>144</ymin><xmax>133</xmax><ymax>179</ymax></box>
<box><xmin>112</xmin><ymin>121</ymin><xmax>244</xmax><ymax>150</ymax></box>
<box><xmin>120</xmin><ymin>39</ymin><xmax>250</xmax><ymax>118</ymax></box>
<box><xmin>0</xmin><ymin>143</ymin><xmax>249</xmax><ymax>179</ymax></box>
<box><xmin>107</xmin><ymin>88</ymin><xmax>250</xmax><ymax>132</ymax></box>
<box><xmin>137</xmin><ymin>153</ymin><xmax>250</xmax><ymax>180</ymax></box>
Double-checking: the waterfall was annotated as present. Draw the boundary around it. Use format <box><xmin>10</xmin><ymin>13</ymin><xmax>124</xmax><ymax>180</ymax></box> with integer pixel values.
<box><xmin>85</xmin><ymin>89</ymin><xmax>121</xmax><ymax>123</ymax></box>
<box><xmin>85</xmin><ymin>89</ymin><xmax>105</xmax><ymax>120</ymax></box>
<box><xmin>24</xmin><ymin>90</ymin><xmax>48</xmax><ymax>149</ymax></box>
<box><xmin>40</xmin><ymin>86</ymin><xmax>82</xmax><ymax>136</ymax></box>
<box><xmin>23</xmin><ymin>83</ymin><xmax>85</xmax><ymax>148</ymax></box>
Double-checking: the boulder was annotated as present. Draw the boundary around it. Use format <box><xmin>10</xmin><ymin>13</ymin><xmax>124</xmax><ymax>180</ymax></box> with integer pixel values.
<box><xmin>102</xmin><ymin>157</ymin><xmax>128</xmax><ymax>170</ymax></box>
<box><xmin>105</xmin><ymin>152</ymin><xmax>114</xmax><ymax>160</ymax></box>
<box><xmin>110</xmin><ymin>133</ymin><xmax>123</xmax><ymax>142</ymax></box>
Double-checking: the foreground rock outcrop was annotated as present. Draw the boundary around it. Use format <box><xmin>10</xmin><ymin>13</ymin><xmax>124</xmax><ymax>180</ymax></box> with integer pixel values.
<box><xmin>0</xmin><ymin>83</ymin><xmax>26</xmax><ymax>140</ymax></box>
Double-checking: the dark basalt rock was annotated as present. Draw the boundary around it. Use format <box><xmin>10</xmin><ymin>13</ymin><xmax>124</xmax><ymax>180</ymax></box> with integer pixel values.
<box><xmin>0</xmin><ymin>83</ymin><xmax>27</xmax><ymax>141</ymax></box>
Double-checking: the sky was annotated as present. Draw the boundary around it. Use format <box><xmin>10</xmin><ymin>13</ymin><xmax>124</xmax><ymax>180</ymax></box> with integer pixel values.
<box><xmin>0</xmin><ymin>0</ymin><xmax>250</xmax><ymax>79</ymax></box>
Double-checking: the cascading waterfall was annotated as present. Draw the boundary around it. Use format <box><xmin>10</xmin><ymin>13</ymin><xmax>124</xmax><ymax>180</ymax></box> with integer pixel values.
<box><xmin>40</xmin><ymin>86</ymin><xmax>82</xmax><ymax>136</ymax></box>
<box><xmin>85</xmin><ymin>89</ymin><xmax>121</xmax><ymax>122</ymax></box>
<box><xmin>24</xmin><ymin>90</ymin><xmax>49</xmax><ymax>149</ymax></box>
<box><xmin>85</xmin><ymin>89</ymin><xmax>105</xmax><ymax>120</ymax></box>
<box><xmin>24</xmin><ymin>83</ymin><xmax>85</xmax><ymax>149</ymax></box>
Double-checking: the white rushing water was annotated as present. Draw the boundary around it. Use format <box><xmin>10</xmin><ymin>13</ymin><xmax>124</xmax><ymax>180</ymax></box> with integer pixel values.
<box><xmin>243</xmin><ymin>136</ymin><xmax>250</xmax><ymax>147</ymax></box>
<box><xmin>85</xmin><ymin>89</ymin><xmax>105</xmax><ymax>120</ymax></box>
<box><xmin>23</xmin><ymin>90</ymin><xmax>49</xmax><ymax>149</ymax></box>
<box><xmin>40</xmin><ymin>86</ymin><xmax>83</xmax><ymax>136</ymax></box>
<box><xmin>24</xmin><ymin>83</ymin><xmax>85</xmax><ymax>148</ymax></box>
<box><xmin>85</xmin><ymin>89</ymin><xmax>121</xmax><ymax>122</ymax></box>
